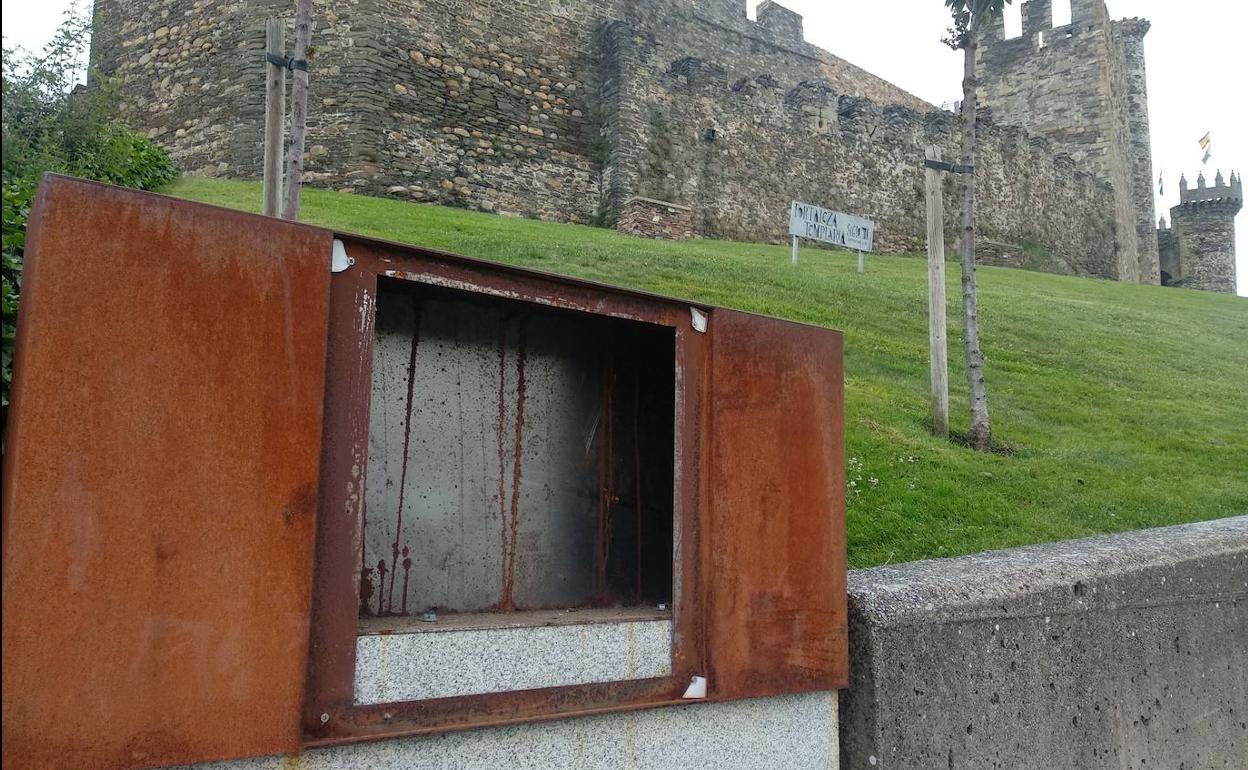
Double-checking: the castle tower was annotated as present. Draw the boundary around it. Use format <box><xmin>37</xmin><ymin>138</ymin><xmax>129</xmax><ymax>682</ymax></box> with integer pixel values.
<box><xmin>976</xmin><ymin>0</ymin><xmax>1158</xmax><ymax>285</ymax></box>
<box><xmin>1158</xmin><ymin>172</ymin><xmax>1242</xmax><ymax>293</ymax></box>
<box><xmin>1116</xmin><ymin>18</ymin><xmax>1158</xmax><ymax>284</ymax></box>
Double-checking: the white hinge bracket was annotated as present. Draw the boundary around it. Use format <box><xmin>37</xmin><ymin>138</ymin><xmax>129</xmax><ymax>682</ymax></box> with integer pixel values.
<box><xmin>331</xmin><ymin>239</ymin><xmax>355</xmax><ymax>273</ymax></box>
<box><xmin>690</xmin><ymin>307</ymin><xmax>708</xmax><ymax>333</ymax></box>
<box><xmin>682</xmin><ymin>675</ymin><xmax>708</xmax><ymax>699</ymax></box>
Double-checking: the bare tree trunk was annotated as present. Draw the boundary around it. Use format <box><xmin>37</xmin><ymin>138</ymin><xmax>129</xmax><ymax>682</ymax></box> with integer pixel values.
<box><xmin>262</xmin><ymin>18</ymin><xmax>286</xmax><ymax>218</ymax></box>
<box><xmin>958</xmin><ymin>22</ymin><xmax>992</xmax><ymax>451</ymax></box>
<box><xmin>281</xmin><ymin>0</ymin><xmax>313</xmax><ymax>221</ymax></box>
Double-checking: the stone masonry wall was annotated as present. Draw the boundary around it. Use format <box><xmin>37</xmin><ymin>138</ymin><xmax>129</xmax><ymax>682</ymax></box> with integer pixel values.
<box><xmin>93</xmin><ymin>0</ymin><xmax>928</xmax><ymax>226</ymax></box>
<box><xmin>1169</xmin><ymin>202</ymin><xmax>1240</xmax><ymax>294</ymax></box>
<box><xmin>1117</xmin><ymin>19</ymin><xmax>1159</xmax><ymax>284</ymax></box>
<box><xmin>611</xmin><ymin>56</ymin><xmax>1115</xmax><ymax>273</ymax></box>
<box><xmin>1158</xmin><ymin>172</ymin><xmax>1242</xmax><ymax>294</ymax></box>
<box><xmin>90</xmin><ymin>0</ymin><xmax>384</xmax><ymax>186</ymax></box>
<box><xmin>618</xmin><ymin>196</ymin><xmax>694</xmax><ymax>240</ymax></box>
<box><xmin>1157</xmin><ymin>219</ymin><xmax>1179</xmax><ymax>284</ymax></box>
<box><xmin>94</xmin><ymin>0</ymin><xmax>1131</xmax><ymax>279</ymax></box>
<box><xmin>977</xmin><ymin>0</ymin><xmax>1155</xmax><ymax>283</ymax></box>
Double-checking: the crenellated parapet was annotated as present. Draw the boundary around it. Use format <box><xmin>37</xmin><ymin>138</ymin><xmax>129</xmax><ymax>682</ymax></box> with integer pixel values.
<box><xmin>1116</xmin><ymin>18</ymin><xmax>1152</xmax><ymax>39</ymax></box>
<box><xmin>1161</xmin><ymin>171</ymin><xmax>1241</xmax><ymax>293</ymax></box>
<box><xmin>1179</xmin><ymin>170</ymin><xmax>1243</xmax><ymax>207</ymax></box>
<box><xmin>755</xmin><ymin>1</ymin><xmax>804</xmax><ymax>44</ymax></box>
<box><xmin>978</xmin><ymin>0</ymin><xmax>1159</xmax><ymax>283</ymax></box>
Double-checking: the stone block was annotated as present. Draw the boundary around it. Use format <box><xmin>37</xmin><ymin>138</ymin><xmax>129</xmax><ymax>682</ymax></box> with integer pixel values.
<box><xmin>617</xmin><ymin>196</ymin><xmax>694</xmax><ymax>240</ymax></box>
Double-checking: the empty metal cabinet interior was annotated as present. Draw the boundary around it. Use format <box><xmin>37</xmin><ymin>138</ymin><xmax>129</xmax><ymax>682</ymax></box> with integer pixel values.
<box><xmin>356</xmin><ymin>279</ymin><xmax>677</xmax><ymax>702</ymax></box>
<box><xmin>2</xmin><ymin>176</ymin><xmax>848</xmax><ymax>770</ymax></box>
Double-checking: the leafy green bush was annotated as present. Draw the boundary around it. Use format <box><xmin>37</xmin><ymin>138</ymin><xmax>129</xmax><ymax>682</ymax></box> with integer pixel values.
<box><xmin>2</xmin><ymin>3</ymin><xmax>177</xmax><ymax>426</ymax></box>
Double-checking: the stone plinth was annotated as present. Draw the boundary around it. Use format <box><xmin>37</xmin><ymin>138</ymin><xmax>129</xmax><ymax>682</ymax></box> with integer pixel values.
<box><xmin>618</xmin><ymin>197</ymin><xmax>694</xmax><ymax>240</ymax></box>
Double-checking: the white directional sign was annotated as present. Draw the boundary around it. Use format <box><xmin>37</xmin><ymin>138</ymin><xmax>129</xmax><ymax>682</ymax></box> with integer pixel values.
<box><xmin>789</xmin><ymin>201</ymin><xmax>875</xmax><ymax>253</ymax></box>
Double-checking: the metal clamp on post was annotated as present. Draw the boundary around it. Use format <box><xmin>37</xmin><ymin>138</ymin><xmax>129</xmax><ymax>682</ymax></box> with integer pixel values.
<box><xmin>923</xmin><ymin>159</ymin><xmax>975</xmax><ymax>175</ymax></box>
<box><xmin>265</xmin><ymin>52</ymin><xmax>309</xmax><ymax>72</ymax></box>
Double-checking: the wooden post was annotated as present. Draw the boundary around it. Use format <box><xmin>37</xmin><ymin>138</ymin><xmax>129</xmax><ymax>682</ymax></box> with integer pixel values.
<box><xmin>282</xmin><ymin>0</ymin><xmax>314</xmax><ymax>221</ymax></box>
<box><xmin>791</xmin><ymin>234</ymin><xmax>799</xmax><ymax>266</ymax></box>
<box><xmin>925</xmin><ymin>145</ymin><xmax>950</xmax><ymax>438</ymax></box>
<box><xmin>261</xmin><ymin>18</ymin><xmax>285</xmax><ymax>218</ymax></box>
<box><xmin>857</xmin><ymin>250</ymin><xmax>864</xmax><ymax>274</ymax></box>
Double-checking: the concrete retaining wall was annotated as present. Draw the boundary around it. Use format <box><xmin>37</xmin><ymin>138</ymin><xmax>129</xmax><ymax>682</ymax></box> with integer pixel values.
<box><xmin>839</xmin><ymin>516</ymin><xmax>1248</xmax><ymax>769</ymax></box>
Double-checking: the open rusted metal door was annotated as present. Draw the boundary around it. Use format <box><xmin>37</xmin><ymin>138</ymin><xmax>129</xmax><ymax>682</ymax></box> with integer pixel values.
<box><xmin>1</xmin><ymin>176</ymin><xmax>332</xmax><ymax>770</ymax></box>
<box><xmin>705</xmin><ymin>310</ymin><xmax>848</xmax><ymax>700</ymax></box>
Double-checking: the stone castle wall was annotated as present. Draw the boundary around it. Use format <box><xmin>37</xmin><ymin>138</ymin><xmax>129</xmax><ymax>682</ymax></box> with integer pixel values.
<box><xmin>92</xmin><ymin>0</ymin><xmax>929</xmax><ymax>226</ymax></box>
<box><xmin>977</xmin><ymin>0</ymin><xmax>1157</xmax><ymax>283</ymax></box>
<box><xmin>605</xmin><ymin>46</ymin><xmax>1115</xmax><ymax>270</ymax></box>
<box><xmin>92</xmin><ymin>0</ymin><xmax>1129</xmax><ymax>281</ymax></box>
<box><xmin>91</xmin><ymin>0</ymin><xmax>380</xmax><ymax>186</ymax></box>
<box><xmin>1117</xmin><ymin>19</ymin><xmax>1159</xmax><ymax>284</ymax></box>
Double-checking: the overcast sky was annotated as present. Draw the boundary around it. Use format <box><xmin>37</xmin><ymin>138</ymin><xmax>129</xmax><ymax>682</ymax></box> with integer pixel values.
<box><xmin>3</xmin><ymin>0</ymin><xmax>1244</xmax><ymax>295</ymax></box>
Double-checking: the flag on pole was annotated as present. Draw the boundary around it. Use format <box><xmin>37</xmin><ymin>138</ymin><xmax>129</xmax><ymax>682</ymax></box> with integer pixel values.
<box><xmin>1202</xmin><ymin>150</ymin><xmax>1212</xmax><ymax>165</ymax></box>
<box><xmin>1158</xmin><ymin>172</ymin><xmax>1164</xmax><ymax>196</ymax></box>
<box><xmin>1199</xmin><ymin>132</ymin><xmax>1211</xmax><ymax>150</ymax></box>
<box><xmin>1200</xmin><ymin>132</ymin><xmax>1213</xmax><ymax>165</ymax></box>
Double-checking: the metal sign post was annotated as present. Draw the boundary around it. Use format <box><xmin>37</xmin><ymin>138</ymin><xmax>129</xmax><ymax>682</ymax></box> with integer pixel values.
<box><xmin>788</xmin><ymin>201</ymin><xmax>875</xmax><ymax>272</ymax></box>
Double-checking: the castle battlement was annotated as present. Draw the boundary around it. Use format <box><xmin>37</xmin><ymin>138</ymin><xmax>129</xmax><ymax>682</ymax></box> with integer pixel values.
<box><xmin>755</xmin><ymin>1</ymin><xmax>804</xmax><ymax>44</ymax></box>
<box><xmin>978</xmin><ymin>0</ymin><xmax>1158</xmax><ymax>283</ymax></box>
<box><xmin>1179</xmin><ymin>171</ymin><xmax>1243</xmax><ymax>208</ymax></box>
<box><xmin>986</xmin><ymin>0</ymin><xmax>1131</xmax><ymax>43</ymax></box>
<box><xmin>1161</xmin><ymin>171</ymin><xmax>1240</xmax><ymax>293</ymax></box>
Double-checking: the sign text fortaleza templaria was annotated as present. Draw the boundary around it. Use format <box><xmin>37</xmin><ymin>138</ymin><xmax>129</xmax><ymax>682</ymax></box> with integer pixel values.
<box><xmin>788</xmin><ymin>201</ymin><xmax>875</xmax><ymax>252</ymax></box>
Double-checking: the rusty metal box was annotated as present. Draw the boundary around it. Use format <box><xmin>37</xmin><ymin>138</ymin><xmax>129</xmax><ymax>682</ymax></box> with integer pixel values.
<box><xmin>2</xmin><ymin>176</ymin><xmax>846</xmax><ymax>770</ymax></box>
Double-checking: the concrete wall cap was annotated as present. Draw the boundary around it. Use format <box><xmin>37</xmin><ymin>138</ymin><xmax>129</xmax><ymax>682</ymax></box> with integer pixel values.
<box><xmin>848</xmin><ymin>516</ymin><xmax>1248</xmax><ymax>627</ymax></box>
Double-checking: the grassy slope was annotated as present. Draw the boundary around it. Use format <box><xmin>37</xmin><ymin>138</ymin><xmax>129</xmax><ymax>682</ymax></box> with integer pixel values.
<box><xmin>168</xmin><ymin>178</ymin><xmax>1248</xmax><ymax>568</ymax></box>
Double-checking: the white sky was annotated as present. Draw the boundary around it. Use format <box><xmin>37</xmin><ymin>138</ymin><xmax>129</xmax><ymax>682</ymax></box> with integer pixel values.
<box><xmin>3</xmin><ymin>0</ymin><xmax>1244</xmax><ymax>295</ymax></box>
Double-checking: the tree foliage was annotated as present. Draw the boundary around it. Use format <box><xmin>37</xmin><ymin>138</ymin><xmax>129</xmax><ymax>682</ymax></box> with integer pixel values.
<box><xmin>943</xmin><ymin>0</ymin><xmax>1010</xmax><ymax>48</ymax></box>
<box><xmin>1</xmin><ymin>3</ymin><xmax>178</xmax><ymax>426</ymax></box>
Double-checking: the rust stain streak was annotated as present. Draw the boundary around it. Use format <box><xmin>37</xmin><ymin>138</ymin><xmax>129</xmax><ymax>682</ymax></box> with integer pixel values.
<box><xmin>595</xmin><ymin>357</ymin><xmax>615</xmax><ymax>599</ymax></box>
<box><xmin>400</xmin><ymin>546</ymin><xmax>412</xmax><ymax>616</ymax></box>
<box><xmin>387</xmin><ymin>295</ymin><xmax>422</xmax><ymax>615</ymax></box>
<box><xmin>634</xmin><ymin>375</ymin><xmax>643</xmax><ymax>602</ymax></box>
<box><xmin>499</xmin><ymin>323</ymin><xmax>528</xmax><ymax>612</ymax></box>
<box><xmin>376</xmin><ymin>560</ymin><xmax>388</xmax><ymax>618</ymax></box>
<box><xmin>359</xmin><ymin>566</ymin><xmax>375</xmax><ymax>616</ymax></box>
<box><xmin>495</xmin><ymin>319</ymin><xmax>509</xmax><ymax>609</ymax></box>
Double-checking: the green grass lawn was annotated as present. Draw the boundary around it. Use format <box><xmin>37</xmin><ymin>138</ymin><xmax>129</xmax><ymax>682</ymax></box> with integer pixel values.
<box><xmin>167</xmin><ymin>177</ymin><xmax>1248</xmax><ymax>568</ymax></box>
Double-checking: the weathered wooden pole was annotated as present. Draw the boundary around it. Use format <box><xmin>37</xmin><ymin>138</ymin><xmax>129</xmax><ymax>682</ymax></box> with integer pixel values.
<box><xmin>261</xmin><ymin>18</ymin><xmax>286</xmax><ymax>218</ymax></box>
<box><xmin>282</xmin><ymin>0</ymin><xmax>313</xmax><ymax>221</ymax></box>
<box><xmin>791</xmin><ymin>234</ymin><xmax>799</xmax><ymax>266</ymax></box>
<box><xmin>925</xmin><ymin>145</ymin><xmax>950</xmax><ymax>438</ymax></box>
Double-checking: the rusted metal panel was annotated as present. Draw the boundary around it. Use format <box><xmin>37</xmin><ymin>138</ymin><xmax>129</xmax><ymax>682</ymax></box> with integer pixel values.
<box><xmin>705</xmin><ymin>310</ymin><xmax>848</xmax><ymax>700</ymax></box>
<box><xmin>1</xmin><ymin>176</ymin><xmax>332</xmax><ymax>770</ymax></box>
<box><xmin>301</xmin><ymin>238</ymin><xmax>710</xmax><ymax>742</ymax></box>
